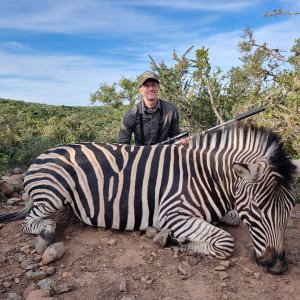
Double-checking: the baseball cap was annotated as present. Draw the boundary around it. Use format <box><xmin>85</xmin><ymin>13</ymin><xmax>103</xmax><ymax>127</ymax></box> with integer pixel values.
<box><xmin>138</xmin><ymin>71</ymin><xmax>160</xmax><ymax>86</ymax></box>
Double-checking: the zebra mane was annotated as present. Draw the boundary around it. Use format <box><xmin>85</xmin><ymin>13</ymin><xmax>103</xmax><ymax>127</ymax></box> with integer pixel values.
<box><xmin>190</xmin><ymin>122</ymin><xmax>296</xmax><ymax>186</ymax></box>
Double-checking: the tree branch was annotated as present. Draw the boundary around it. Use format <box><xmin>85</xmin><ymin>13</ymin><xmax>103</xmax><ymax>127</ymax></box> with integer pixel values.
<box><xmin>206</xmin><ymin>81</ymin><xmax>224</xmax><ymax>123</ymax></box>
<box><xmin>253</xmin><ymin>42</ymin><xmax>289</xmax><ymax>63</ymax></box>
<box><xmin>264</xmin><ymin>9</ymin><xmax>300</xmax><ymax>17</ymax></box>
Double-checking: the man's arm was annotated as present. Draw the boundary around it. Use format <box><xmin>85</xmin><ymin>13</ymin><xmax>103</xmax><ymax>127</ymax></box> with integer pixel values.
<box><xmin>117</xmin><ymin>111</ymin><xmax>135</xmax><ymax>144</ymax></box>
<box><xmin>168</xmin><ymin>108</ymin><xmax>180</xmax><ymax>137</ymax></box>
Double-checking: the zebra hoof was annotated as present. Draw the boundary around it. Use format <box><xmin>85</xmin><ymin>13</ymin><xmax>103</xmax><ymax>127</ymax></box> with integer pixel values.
<box><xmin>35</xmin><ymin>228</ymin><xmax>56</xmax><ymax>254</ymax></box>
<box><xmin>153</xmin><ymin>229</ymin><xmax>172</xmax><ymax>247</ymax></box>
<box><xmin>35</xmin><ymin>236</ymin><xmax>51</xmax><ymax>254</ymax></box>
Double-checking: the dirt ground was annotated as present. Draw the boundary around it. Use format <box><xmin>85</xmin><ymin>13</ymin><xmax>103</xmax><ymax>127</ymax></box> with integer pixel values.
<box><xmin>0</xmin><ymin>202</ymin><xmax>299</xmax><ymax>300</ymax></box>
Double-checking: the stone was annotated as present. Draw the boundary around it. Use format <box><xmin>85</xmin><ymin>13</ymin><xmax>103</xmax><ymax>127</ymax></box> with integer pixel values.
<box><xmin>152</xmin><ymin>229</ymin><xmax>172</xmax><ymax>247</ymax></box>
<box><xmin>215</xmin><ymin>265</ymin><xmax>226</xmax><ymax>271</ymax></box>
<box><xmin>42</xmin><ymin>242</ymin><xmax>66</xmax><ymax>265</ymax></box>
<box><xmin>62</xmin><ymin>271</ymin><xmax>73</xmax><ymax>278</ymax></box>
<box><xmin>46</xmin><ymin>266</ymin><xmax>56</xmax><ymax>275</ymax></box>
<box><xmin>23</xmin><ymin>283</ymin><xmax>38</xmax><ymax>298</ymax></box>
<box><xmin>219</xmin><ymin>260</ymin><xmax>231</xmax><ymax>268</ymax></box>
<box><xmin>3</xmin><ymin>281</ymin><xmax>12</xmax><ymax>288</ymax></box>
<box><xmin>119</xmin><ymin>280</ymin><xmax>127</xmax><ymax>292</ymax></box>
<box><xmin>177</xmin><ymin>263</ymin><xmax>189</xmax><ymax>276</ymax></box>
<box><xmin>25</xmin><ymin>289</ymin><xmax>50</xmax><ymax>300</ymax></box>
<box><xmin>31</xmin><ymin>270</ymin><xmax>48</xmax><ymax>280</ymax></box>
<box><xmin>3</xmin><ymin>293</ymin><xmax>22</xmax><ymax>300</ymax></box>
<box><xmin>0</xmin><ymin>181</ymin><xmax>14</xmax><ymax>196</ymax></box>
<box><xmin>36</xmin><ymin>278</ymin><xmax>55</xmax><ymax>293</ymax></box>
<box><xmin>107</xmin><ymin>238</ymin><xmax>117</xmax><ymax>246</ymax></box>
<box><xmin>54</xmin><ymin>283</ymin><xmax>74</xmax><ymax>294</ymax></box>
<box><xmin>219</xmin><ymin>271</ymin><xmax>229</xmax><ymax>280</ymax></box>
<box><xmin>145</xmin><ymin>226</ymin><xmax>159</xmax><ymax>238</ymax></box>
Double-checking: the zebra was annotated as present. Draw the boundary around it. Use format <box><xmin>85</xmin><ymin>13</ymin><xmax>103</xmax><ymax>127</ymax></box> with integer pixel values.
<box><xmin>0</xmin><ymin>123</ymin><xmax>297</xmax><ymax>275</ymax></box>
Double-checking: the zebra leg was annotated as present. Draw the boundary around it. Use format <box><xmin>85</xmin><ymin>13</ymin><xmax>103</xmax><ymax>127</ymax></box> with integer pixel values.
<box><xmin>22</xmin><ymin>203</ymin><xmax>60</xmax><ymax>254</ymax></box>
<box><xmin>219</xmin><ymin>210</ymin><xmax>241</xmax><ymax>226</ymax></box>
<box><xmin>163</xmin><ymin>216</ymin><xmax>235</xmax><ymax>258</ymax></box>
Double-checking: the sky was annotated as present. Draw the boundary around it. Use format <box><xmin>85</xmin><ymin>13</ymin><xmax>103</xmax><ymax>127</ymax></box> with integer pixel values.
<box><xmin>0</xmin><ymin>0</ymin><xmax>299</xmax><ymax>107</ymax></box>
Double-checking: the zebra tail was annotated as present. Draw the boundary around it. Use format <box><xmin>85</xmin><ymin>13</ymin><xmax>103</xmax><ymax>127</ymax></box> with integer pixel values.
<box><xmin>0</xmin><ymin>198</ymin><xmax>34</xmax><ymax>223</ymax></box>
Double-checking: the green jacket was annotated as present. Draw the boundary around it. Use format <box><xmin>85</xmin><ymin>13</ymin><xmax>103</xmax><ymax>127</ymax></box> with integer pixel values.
<box><xmin>117</xmin><ymin>99</ymin><xmax>180</xmax><ymax>145</ymax></box>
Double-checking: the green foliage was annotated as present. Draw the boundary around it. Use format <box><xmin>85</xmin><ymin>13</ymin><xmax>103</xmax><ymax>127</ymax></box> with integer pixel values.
<box><xmin>0</xmin><ymin>99</ymin><xmax>121</xmax><ymax>173</ymax></box>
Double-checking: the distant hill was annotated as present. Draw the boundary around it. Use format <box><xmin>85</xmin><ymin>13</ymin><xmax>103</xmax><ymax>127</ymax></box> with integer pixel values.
<box><xmin>0</xmin><ymin>98</ymin><xmax>124</xmax><ymax>172</ymax></box>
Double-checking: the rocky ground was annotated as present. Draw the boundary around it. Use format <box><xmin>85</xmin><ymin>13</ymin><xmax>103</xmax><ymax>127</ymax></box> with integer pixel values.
<box><xmin>0</xmin><ymin>170</ymin><xmax>299</xmax><ymax>300</ymax></box>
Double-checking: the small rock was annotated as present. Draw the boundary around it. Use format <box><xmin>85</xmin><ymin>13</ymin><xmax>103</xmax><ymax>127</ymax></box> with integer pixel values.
<box><xmin>220</xmin><ymin>282</ymin><xmax>228</xmax><ymax>288</ymax></box>
<box><xmin>23</xmin><ymin>283</ymin><xmax>38</xmax><ymax>298</ymax></box>
<box><xmin>15</xmin><ymin>278</ymin><xmax>21</xmax><ymax>284</ymax></box>
<box><xmin>42</xmin><ymin>242</ymin><xmax>66</xmax><ymax>265</ymax></box>
<box><xmin>215</xmin><ymin>265</ymin><xmax>226</xmax><ymax>271</ymax></box>
<box><xmin>54</xmin><ymin>283</ymin><xmax>74</xmax><ymax>294</ymax></box>
<box><xmin>219</xmin><ymin>260</ymin><xmax>231</xmax><ymax>268</ymax></box>
<box><xmin>33</xmin><ymin>254</ymin><xmax>42</xmax><ymax>262</ymax></box>
<box><xmin>100</xmin><ymin>237</ymin><xmax>109</xmax><ymax>243</ymax></box>
<box><xmin>3</xmin><ymin>293</ymin><xmax>22</xmax><ymax>300</ymax></box>
<box><xmin>177</xmin><ymin>264</ymin><xmax>188</xmax><ymax>276</ymax></box>
<box><xmin>219</xmin><ymin>271</ymin><xmax>229</xmax><ymax>281</ymax></box>
<box><xmin>46</xmin><ymin>266</ymin><xmax>56</xmax><ymax>275</ymax></box>
<box><xmin>31</xmin><ymin>270</ymin><xmax>48</xmax><ymax>280</ymax></box>
<box><xmin>253</xmin><ymin>272</ymin><xmax>261</xmax><ymax>280</ymax></box>
<box><xmin>153</xmin><ymin>229</ymin><xmax>172</xmax><ymax>247</ymax></box>
<box><xmin>107</xmin><ymin>239</ymin><xmax>117</xmax><ymax>246</ymax></box>
<box><xmin>150</xmin><ymin>251</ymin><xmax>158</xmax><ymax>257</ymax></box>
<box><xmin>62</xmin><ymin>271</ymin><xmax>73</xmax><ymax>278</ymax></box>
<box><xmin>25</xmin><ymin>289</ymin><xmax>51</xmax><ymax>300</ymax></box>
<box><xmin>119</xmin><ymin>280</ymin><xmax>127</xmax><ymax>292</ymax></box>
<box><xmin>25</xmin><ymin>270</ymin><xmax>34</xmax><ymax>279</ymax></box>
<box><xmin>30</xmin><ymin>249</ymin><xmax>37</xmax><ymax>255</ymax></box>
<box><xmin>35</xmin><ymin>236</ymin><xmax>49</xmax><ymax>255</ymax></box>
<box><xmin>3</xmin><ymin>281</ymin><xmax>12</xmax><ymax>288</ymax></box>
<box><xmin>36</xmin><ymin>278</ymin><xmax>55</xmax><ymax>293</ymax></box>
<box><xmin>173</xmin><ymin>250</ymin><xmax>179</xmax><ymax>258</ymax></box>
<box><xmin>243</xmin><ymin>267</ymin><xmax>253</xmax><ymax>275</ymax></box>
<box><xmin>145</xmin><ymin>227</ymin><xmax>159</xmax><ymax>238</ymax></box>
<box><xmin>26</xmin><ymin>239</ymin><xmax>37</xmax><ymax>248</ymax></box>
<box><xmin>20</xmin><ymin>245</ymin><xmax>31</xmax><ymax>254</ymax></box>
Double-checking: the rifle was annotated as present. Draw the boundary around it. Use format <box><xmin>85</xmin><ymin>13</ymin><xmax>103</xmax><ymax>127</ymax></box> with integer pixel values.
<box><xmin>160</xmin><ymin>131</ymin><xmax>189</xmax><ymax>145</ymax></box>
<box><xmin>160</xmin><ymin>106</ymin><xmax>266</xmax><ymax>145</ymax></box>
<box><xmin>201</xmin><ymin>106</ymin><xmax>266</xmax><ymax>135</ymax></box>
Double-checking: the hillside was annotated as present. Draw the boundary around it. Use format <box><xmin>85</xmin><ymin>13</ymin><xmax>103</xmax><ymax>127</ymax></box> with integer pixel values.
<box><xmin>0</xmin><ymin>98</ymin><xmax>123</xmax><ymax>173</ymax></box>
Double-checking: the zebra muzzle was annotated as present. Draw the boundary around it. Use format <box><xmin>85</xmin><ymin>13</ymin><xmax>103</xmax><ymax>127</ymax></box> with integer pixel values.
<box><xmin>253</xmin><ymin>248</ymin><xmax>288</xmax><ymax>275</ymax></box>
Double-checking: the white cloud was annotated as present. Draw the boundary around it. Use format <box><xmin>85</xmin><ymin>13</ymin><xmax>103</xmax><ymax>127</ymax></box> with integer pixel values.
<box><xmin>0</xmin><ymin>51</ymin><xmax>144</xmax><ymax>106</ymax></box>
<box><xmin>0</xmin><ymin>0</ymin><xmax>298</xmax><ymax>106</ymax></box>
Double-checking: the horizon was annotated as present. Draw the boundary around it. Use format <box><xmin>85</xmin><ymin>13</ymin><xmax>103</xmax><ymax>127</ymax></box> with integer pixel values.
<box><xmin>0</xmin><ymin>1</ymin><xmax>299</xmax><ymax>107</ymax></box>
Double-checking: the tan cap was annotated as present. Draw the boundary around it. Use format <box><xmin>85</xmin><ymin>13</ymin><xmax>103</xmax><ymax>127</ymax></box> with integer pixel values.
<box><xmin>138</xmin><ymin>71</ymin><xmax>160</xmax><ymax>86</ymax></box>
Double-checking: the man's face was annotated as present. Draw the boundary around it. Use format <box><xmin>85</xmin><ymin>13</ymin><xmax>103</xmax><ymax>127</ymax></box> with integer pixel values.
<box><xmin>140</xmin><ymin>80</ymin><xmax>160</xmax><ymax>103</ymax></box>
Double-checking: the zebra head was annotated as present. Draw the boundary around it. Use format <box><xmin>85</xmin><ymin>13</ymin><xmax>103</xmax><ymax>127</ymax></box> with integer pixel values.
<box><xmin>232</xmin><ymin>154</ymin><xmax>296</xmax><ymax>275</ymax></box>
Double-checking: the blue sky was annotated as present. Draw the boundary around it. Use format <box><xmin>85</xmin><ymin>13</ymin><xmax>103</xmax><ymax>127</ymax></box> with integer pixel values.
<box><xmin>0</xmin><ymin>0</ymin><xmax>299</xmax><ymax>106</ymax></box>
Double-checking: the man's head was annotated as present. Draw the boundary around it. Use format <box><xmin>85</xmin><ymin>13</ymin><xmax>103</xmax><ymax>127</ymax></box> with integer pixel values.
<box><xmin>138</xmin><ymin>71</ymin><xmax>160</xmax><ymax>87</ymax></box>
<box><xmin>138</xmin><ymin>71</ymin><xmax>160</xmax><ymax>106</ymax></box>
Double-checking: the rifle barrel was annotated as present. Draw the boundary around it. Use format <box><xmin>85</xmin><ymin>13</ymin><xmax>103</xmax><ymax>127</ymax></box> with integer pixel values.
<box><xmin>203</xmin><ymin>106</ymin><xmax>265</xmax><ymax>134</ymax></box>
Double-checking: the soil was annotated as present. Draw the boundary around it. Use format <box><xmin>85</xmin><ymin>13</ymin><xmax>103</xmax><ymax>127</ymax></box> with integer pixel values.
<box><xmin>0</xmin><ymin>202</ymin><xmax>299</xmax><ymax>300</ymax></box>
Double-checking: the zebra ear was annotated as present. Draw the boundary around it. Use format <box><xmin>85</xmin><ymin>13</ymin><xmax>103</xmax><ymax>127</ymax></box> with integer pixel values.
<box><xmin>233</xmin><ymin>162</ymin><xmax>261</xmax><ymax>181</ymax></box>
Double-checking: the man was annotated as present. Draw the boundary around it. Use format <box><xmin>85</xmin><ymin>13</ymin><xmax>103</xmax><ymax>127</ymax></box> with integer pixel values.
<box><xmin>117</xmin><ymin>71</ymin><xmax>181</xmax><ymax>145</ymax></box>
